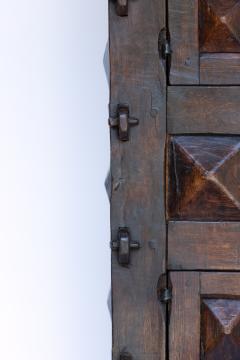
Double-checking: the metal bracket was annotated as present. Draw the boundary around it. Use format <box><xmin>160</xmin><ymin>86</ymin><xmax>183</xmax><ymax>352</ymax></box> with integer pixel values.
<box><xmin>116</xmin><ymin>0</ymin><xmax>128</xmax><ymax>16</ymax></box>
<box><xmin>109</xmin><ymin>105</ymin><xmax>139</xmax><ymax>141</ymax></box>
<box><xmin>157</xmin><ymin>273</ymin><xmax>172</xmax><ymax>304</ymax></box>
<box><xmin>111</xmin><ymin>227</ymin><xmax>140</xmax><ymax>266</ymax></box>
<box><xmin>158</xmin><ymin>28</ymin><xmax>171</xmax><ymax>60</ymax></box>
<box><xmin>120</xmin><ymin>352</ymin><xmax>132</xmax><ymax>360</ymax></box>
<box><xmin>159</xmin><ymin>288</ymin><xmax>172</xmax><ymax>303</ymax></box>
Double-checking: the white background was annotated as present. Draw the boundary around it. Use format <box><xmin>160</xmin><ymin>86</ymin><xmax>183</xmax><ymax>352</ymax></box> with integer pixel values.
<box><xmin>0</xmin><ymin>0</ymin><xmax>110</xmax><ymax>359</ymax></box>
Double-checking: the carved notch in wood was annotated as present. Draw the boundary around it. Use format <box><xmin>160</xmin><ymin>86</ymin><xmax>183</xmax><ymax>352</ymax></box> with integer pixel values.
<box><xmin>116</xmin><ymin>0</ymin><xmax>128</xmax><ymax>17</ymax></box>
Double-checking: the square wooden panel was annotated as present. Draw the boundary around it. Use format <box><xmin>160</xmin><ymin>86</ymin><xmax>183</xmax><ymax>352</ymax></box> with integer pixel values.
<box><xmin>168</xmin><ymin>0</ymin><xmax>240</xmax><ymax>84</ymax></box>
<box><xmin>202</xmin><ymin>298</ymin><xmax>240</xmax><ymax>359</ymax></box>
<box><xmin>167</xmin><ymin>135</ymin><xmax>240</xmax><ymax>221</ymax></box>
<box><xmin>169</xmin><ymin>272</ymin><xmax>240</xmax><ymax>360</ymax></box>
<box><xmin>200</xmin><ymin>0</ymin><xmax>240</xmax><ymax>53</ymax></box>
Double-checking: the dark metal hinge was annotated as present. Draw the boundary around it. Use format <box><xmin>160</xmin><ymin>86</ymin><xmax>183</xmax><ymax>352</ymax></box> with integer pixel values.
<box><xmin>111</xmin><ymin>227</ymin><xmax>140</xmax><ymax>266</ymax></box>
<box><xmin>109</xmin><ymin>104</ymin><xmax>139</xmax><ymax>141</ymax></box>
<box><xmin>120</xmin><ymin>351</ymin><xmax>132</xmax><ymax>360</ymax></box>
<box><xmin>116</xmin><ymin>0</ymin><xmax>128</xmax><ymax>16</ymax></box>
<box><xmin>157</xmin><ymin>273</ymin><xmax>172</xmax><ymax>303</ymax></box>
<box><xmin>159</xmin><ymin>288</ymin><xmax>172</xmax><ymax>303</ymax></box>
<box><xmin>158</xmin><ymin>28</ymin><xmax>171</xmax><ymax>60</ymax></box>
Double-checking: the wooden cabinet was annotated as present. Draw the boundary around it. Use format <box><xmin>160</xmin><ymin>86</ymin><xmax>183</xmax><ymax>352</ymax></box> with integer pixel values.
<box><xmin>109</xmin><ymin>1</ymin><xmax>240</xmax><ymax>359</ymax></box>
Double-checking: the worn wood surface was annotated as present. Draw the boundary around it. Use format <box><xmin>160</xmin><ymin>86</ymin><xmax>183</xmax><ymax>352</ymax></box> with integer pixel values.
<box><xmin>168</xmin><ymin>87</ymin><xmax>240</xmax><ymax>134</ymax></box>
<box><xmin>167</xmin><ymin>136</ymin><xmax>240</xmax><ymax>221</ymax></box>
<box><xmin>200</xmin><ymin>53</ymin><xmax>240</xmax><ymax>84</ymax></box>
<box><xmin>168</xmin><ymin>222</ymin><xmax>240</xmax><ymax>270</ymax></box>
<box><xmin>110</xmin><ymin>1</ymin><xmax>240</xmax><ymax>358</ymax></box>
<box><xmin>169</xmin><ymin>272</ymin><xmax>200</xmax><ymax>360</ymax></box>
<box><xmin>168</xmin><ymin>0</ymin><xmax>199</xmax><ymax>84</ymax></box>
<box><xmin>109</xmin><ymin>0</ymin><xmax>166</xmax><ymax>358</ymax></box>
<box><xmin>200</xmin><ymin>272</ymin><xmax>240</xmax><ymax>296</ymax></box>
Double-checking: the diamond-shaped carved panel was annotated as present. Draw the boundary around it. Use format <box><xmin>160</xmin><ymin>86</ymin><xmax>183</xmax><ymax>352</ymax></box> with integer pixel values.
<box><xmin>167</xmin><ymin>136</ymin><xmax>240</xmax><ymax>220</ymax></box>
<box><xmin>201</xmin><ymin>299</ymin><xmax>240</xmax><ymax>360</ymax></box>
<box><xmin>200</xmin><ymin>0</ymin><xmax>240</xmax><ymax>52</ymax></box>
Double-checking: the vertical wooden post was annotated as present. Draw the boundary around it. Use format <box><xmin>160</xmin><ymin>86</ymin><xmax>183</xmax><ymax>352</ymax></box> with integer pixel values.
<box><xmin>109</xmin><ymin>0</ymin><xmax>167</xmax><ymax>358</ymax></box>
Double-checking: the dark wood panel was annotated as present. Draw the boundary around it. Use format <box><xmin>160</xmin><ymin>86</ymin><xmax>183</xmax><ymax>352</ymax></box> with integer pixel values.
<box><xmin>169</xmin><ymin>272</ymin><xmax>200</xmax><ymax>359</ymax></box>
<box><xmin>201</xmin><ymin>272</ymin><xmax>240</xmax><ymax>296</ymax></box>
<box><xmin>168</xmin><ymin>87</ymin><xmax>240</xmax><ymax>134</ymax></box>
<box><xmin>202</xmin><ymin>298</ymin><xmax>240</xmax><ymax>359</ymax></box>
<box><xmin>168</xmin><ymin>0</ymin><xmax>199</xmax><ymax>84</ymax></box>
<box><xmin>200</xmin><ymin>0</ymin><xmax>240</xmax><ymax>53</ymax></box>
<box><xmin>200</xmin><ymin>54</ymin><xmax>240</xmax><ymax>84</ymax></box>
<box><xmin>201</xmin><ymin>272</ymin><xmax>240</xmax><ymax>360</ymax></box>
<box><xmin>168</xmin><ymin>222</ymin><xmax>240</xmax><ymax>270</ymax></box>
<box><xmin>109</xmin><ymin>1</ymin><xmax>166</xmax><ymax>359</ymax></box>
<box><xmin>170</xmin><ymin>272</ymin><xmax>240</xmax><ymax>359</ymax></box>
<box><xmin>167</xmin><ymin>136</ymin><xmax>240</xmax><ymax>221</ymax></box>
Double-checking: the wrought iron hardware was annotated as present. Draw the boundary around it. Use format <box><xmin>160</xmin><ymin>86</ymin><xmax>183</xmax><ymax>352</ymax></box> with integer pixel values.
<box><xmin>120</xmin><ymin>351</ymin><xmax>132</xmax><ymax>360</ymax></box>
<box><xmin>109</xmin><ymin>105</ymin><xmax>139</xmax><ymax>141</ymax></box>
<box><xmin>111</xmin><ymin>227</ymin><xmax>140</xmax><ymax>265</ymax></box>
<box><xmin>159</xmin><ymin>288</ymin><xmax>172</xmax><ymax>303</ymax></box>
<box><xmin>157</xmin><ymin>273</ymin><xmax>172</xmax><ymax>303</ymax></box>
<box><xmin>158</xmin><ymin>28</ymin><xmax>171</xmax><ymax>60</ymax></box>
<box><xmin>116</xmin><ymin>0</ymin><xmax>128</xmax><ymax>16</ymax></box>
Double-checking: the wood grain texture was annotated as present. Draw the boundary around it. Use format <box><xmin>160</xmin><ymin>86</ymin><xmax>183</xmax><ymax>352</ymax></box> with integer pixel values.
<box><xmin>168</xmin><ymin>222</ymin><xmax>240</xmax><ymax>270</ymax></box>
<box><xmin>168</xmin><ymin>0</ymin><xmax>199</xmax><ymax>84</ymax></box>
<box><xmin>200</xmin><ymin>53</ymin><xmax>240</xmax><ymax>84</ymax></box>
<box><xmin>168</xmin><ymin>86</ymin><xmax>240</xmax><ymax>134</ymax></box>
<box><xmin>109</xmin><ymin>1</ymin><xmax>166</xmax><ymax>359</ymax></box>
<box><xmin>167</xmin><ymin>136</ymin><xmax>240</xmax><ymax>221</ymax></box>
<box><xmin>169</xmin><ymin>272</ymin><xmax>200</xmax><ymax>360</ymax></box>
<box><xmin>201</xmin><ymin>272</ymin><xmax>240</xmax><ymax>296</ymax></box>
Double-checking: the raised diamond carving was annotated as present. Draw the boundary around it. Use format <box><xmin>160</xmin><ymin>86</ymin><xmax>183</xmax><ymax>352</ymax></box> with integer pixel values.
<box><xmin>168</xmin><ymin>136</ymin><xmax>240</xmax><ymax>220</ymax></box>
<box><xmin>200</xmin><ymin>0</ymin><xmax>240</xmax><ymax>53</ymax></box>
<box><xmin>202</xmin><ymin>299</ymin><xmax>240</xmax><ymax>359</ymax></box>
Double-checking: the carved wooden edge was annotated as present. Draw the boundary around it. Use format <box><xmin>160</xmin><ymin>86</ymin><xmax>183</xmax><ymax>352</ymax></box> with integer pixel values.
<box><xmin>109</xmin><ymin>0</ymin><xmax>166</xmax><ymax>359</ymax></box>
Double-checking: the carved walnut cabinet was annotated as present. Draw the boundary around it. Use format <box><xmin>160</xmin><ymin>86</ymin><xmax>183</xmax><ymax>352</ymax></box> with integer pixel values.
<box><xmin>109</xmin><ymin>1</ymin><xmax>240</xmax><ymax>359</ymax></box>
